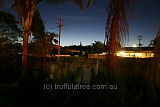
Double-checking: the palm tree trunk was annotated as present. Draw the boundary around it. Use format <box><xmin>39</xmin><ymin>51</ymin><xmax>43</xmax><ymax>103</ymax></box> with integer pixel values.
<box><xmin>15</xmin><ymin>0</ymin><xmax>92</xmax><ymax>79</ymax></box>
<box><xmin>20</xmin><ymin>6</ymin><xmax>35</xmax><ymax>78</ymax></box>
<box><xmin>22</xmin><ymin>31</ymin><xmax>29</xmax><ymax>78</ymax></box>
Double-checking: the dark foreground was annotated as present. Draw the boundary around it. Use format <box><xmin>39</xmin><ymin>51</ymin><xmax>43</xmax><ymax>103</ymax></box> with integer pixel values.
<box><xmin>1</xmin><ymin>57</ymin><xmax>160</xmax><ymax>107</ymax></box>
<box><xmin>0</xmin><ymin>75</ymin><xmax>160</xmax><ymax>107</ymax></box>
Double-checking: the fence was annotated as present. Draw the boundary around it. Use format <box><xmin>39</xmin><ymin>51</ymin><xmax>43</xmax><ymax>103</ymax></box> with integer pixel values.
<box><xmin>28</xmin><ymin>56</ymin><xmax>152</xmax><ymax>80</ymax></box>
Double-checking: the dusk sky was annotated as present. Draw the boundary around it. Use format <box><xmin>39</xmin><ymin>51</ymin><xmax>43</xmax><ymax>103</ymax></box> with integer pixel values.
<box><xmin>3</xmin><ymin>0</ymin><xmax>160</xmax><ymax>47</ymax></box>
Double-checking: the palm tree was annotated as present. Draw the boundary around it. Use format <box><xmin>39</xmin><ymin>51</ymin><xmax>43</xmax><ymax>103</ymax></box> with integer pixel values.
<box><xmin>105</xmin><ymin>0</ymin><xmax>138</xmax><ymax>72</ymax></box>
<box><xmin>2</xmin><ymin>0</ymin><xmax>137</xmax><ymax>75</ymax></box>
<box><xmin>12</xmin><ymin>0</ymin><xmax>93</xmax><ymax>78</ymax></box>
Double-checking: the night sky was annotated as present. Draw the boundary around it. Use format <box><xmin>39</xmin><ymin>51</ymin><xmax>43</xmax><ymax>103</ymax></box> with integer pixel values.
<box><xmin>38</xmin><ymin>0</ymin><xmax>107</xmax><ymax>46</ymax></box>
<box><xmin>2</xmin><ymin>0</ymin><xmax>160</xmax><ymax>47</ymax></box>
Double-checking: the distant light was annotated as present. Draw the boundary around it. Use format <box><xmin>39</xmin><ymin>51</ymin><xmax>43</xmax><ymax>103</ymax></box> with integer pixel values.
<box><xmin>102</xmin><ymin>52</ymin><xmax>106</xmax><ymax>55</ymax></box>
<box><xmin>133</xmin><ymin>44</ymin><xmax>137</xmax><ymax>47</ymax></box>
<box><xmin>135</xmin><ymin>53</ymin><xmax>142</xmax><ymax>57</ymax></box>
<box><xmin>119</xmin><ymin>51</ymin><xmax>125</xmax><ymax>56</ymax></box>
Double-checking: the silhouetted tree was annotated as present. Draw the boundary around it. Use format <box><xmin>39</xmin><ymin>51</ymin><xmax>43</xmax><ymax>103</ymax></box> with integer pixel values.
<box><xmin>31</xmin><ymin>8</ymin><xmax>45</xmax><ymax>40</ymax></box>
<box><xmin>11</xmin><ymin>0</ymin><xmax>93</xmax><ymax>78</ymax></box>
<box><xmin>105</xmin><ymin>0</ymin><xmax>138</xmax><ymax>72</ymax></box>
<box><xmin>30</xmin><ymin>32</ymin><xmax>58</xmax><ymax>56</ymax></box>
<box><xmin>148</xmin><ymin>36</ymin><xmax>157</xmax><ymax>47</ymax></box>
<box><xmin>92</xmin><ymin>41</ymin><xmax>104</xmax><ymax>53</ymax></box>
<box><xmin>0</xmin><ymin>11</ymin><xmax>21</xmax><ymax>42</ymax></box>
<box><xmin>0</xmin><ymin>11</ymin><xmax>22</xmax><ymax>82</ymax></box>
<box><xmin>146</xmin><ymin>29</ymin><xmax>160</xmax><ymax>96</ymax></box>
<box><xmin>0</xmin><ymin>11</ymin><xmax>21</xmax><ymax>58</ymax></box>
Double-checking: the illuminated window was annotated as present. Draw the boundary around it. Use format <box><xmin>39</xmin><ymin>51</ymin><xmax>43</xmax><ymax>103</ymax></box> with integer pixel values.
<box><xmin>146</xmin><ymin>52</ymin><xmax>151</xmax><ymax>57</ymax></box>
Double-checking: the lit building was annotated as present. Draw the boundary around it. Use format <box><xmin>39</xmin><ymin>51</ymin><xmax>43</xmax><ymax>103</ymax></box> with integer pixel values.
<box><xmin>88</xmin><ymin>47</ymin><xmax>154</xmax><ymax>59</ymax></box>
<box><xmin>117</xmin><ymin>47</ymin><xmax>154</xmax><ymax>58</ymax></box>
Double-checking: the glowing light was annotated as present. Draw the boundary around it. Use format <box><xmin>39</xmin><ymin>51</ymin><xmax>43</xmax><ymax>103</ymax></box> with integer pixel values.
<box><xmin>119</xmin><ymin>51</ymin><xmax>125</xmax><ymax>55</ymax></box>
<box><xmin>133</xmin><ymin>44</ymin><xmax>137</xmax><ymax>47</ymax></box>
<box><xmin>135</xmin><ymin>53</ymin><xmax>142</xmax><ymax>57</ymax></box>
<box><xmin>102</xmin><ymin>52</ymin><xmax>106</xmax><ymax>55</ymax></box>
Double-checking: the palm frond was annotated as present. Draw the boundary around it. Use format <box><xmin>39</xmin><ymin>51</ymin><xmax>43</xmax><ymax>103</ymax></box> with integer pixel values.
<box><xmin>12</xmin><ymin>0</ymin><xmax>41</xmax><ymax>31</ymax></box>
<box><xmin>13</xmin><ymin>0</ymin><xmax>40</xmax><ymax>16</ymax></box>
<box><xmin>86</xmin><ymin>0</ymin><xmax>93</xmax><ymax>7</ymax></box>
<box><xmin>105</xmin><ymin>0</ymin><xmax>138</xmax><ymax>72</ymax></box>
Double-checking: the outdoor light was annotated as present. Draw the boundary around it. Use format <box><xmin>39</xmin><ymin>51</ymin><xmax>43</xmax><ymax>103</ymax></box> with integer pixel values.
<box><xmin>133</xmin><ymin>44</ymin><xmax>137</xmax><ymax>47</ymax></box>
<box><xmin>120</xmin><ymin>51</ymin><xmax>125</xmax><ymax>55</ymax></box>
<box><xmin>135</xmin><ymin>53</ymin><xmax>142</xmax><ymax>57</ymax></box>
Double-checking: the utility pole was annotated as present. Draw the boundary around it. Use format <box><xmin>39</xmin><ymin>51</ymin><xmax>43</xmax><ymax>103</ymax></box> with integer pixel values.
<box><xmin>56</xmin><ymin>18</ymin><xmax>64</xmax><ymax>56</ymax></box>
<box><xmin>137</xmin><ymin>35</ymin><xmax>143</xmax><ymax>47</ymax></box>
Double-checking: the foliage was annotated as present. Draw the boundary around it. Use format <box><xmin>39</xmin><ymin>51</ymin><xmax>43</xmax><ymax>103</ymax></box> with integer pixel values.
<box><xmin>29</xmin><ymin>7</ymin><xmax>58</xmax><ymax>56</ymax></box>
<box><xmin>92</xmin><ymin>41</ymin><xmax>104</xmax><ymax>54</ymax></box>
<box><xmin>0</xmin><ymin>11</ymin><xmax>21</xmax><ymax>42</ymax></box>
<box><xmin>30</xmin><ymin>7</ymin><xmax>58</xmax><ymax>44</ymax></box>
<box><xmin>29</xmin><ymin>32</ymin><xmax>58</xmax><ymax>56</ymax></box>
<box><xmin>12</xmin><ymin>0</ymin><xmax>93</xmax><ymax>33</ymax></box>
<box><xmin>0</xmin><ymin>43</ymin><xmax>22</xmax><ymax>83</ymax></box>
<box><xmin>0</xmin><ymin>11</ymin><xmax>21</xmax><ymax>57</ymax></box>
<box><xmin>148</xmin><ymin>34</ymin><xmax>159</xmax><ymax>47</ymax></box>
<box><xmin>148</xmin><ymin>39</ymin><xmax>155</xmax><ymax>47</ymax></box>
<box><xmin>11</xmin><ymin>0</ymin><xmax>93</xmax><ymax>78</ymax></box>
<box><xmin>31</xmin><ymin>8</ymin><xmax>45</xmax><ymax>39</ymax></box>
<box><xmin>0</xmin><ymin>11</ymin><xmax>22</xmax><ymax>83</ymax></box>
<box><xmin>63</xmin><ymin>46</ymin><xmax>70</xmax><ymax>55</ymax></box>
